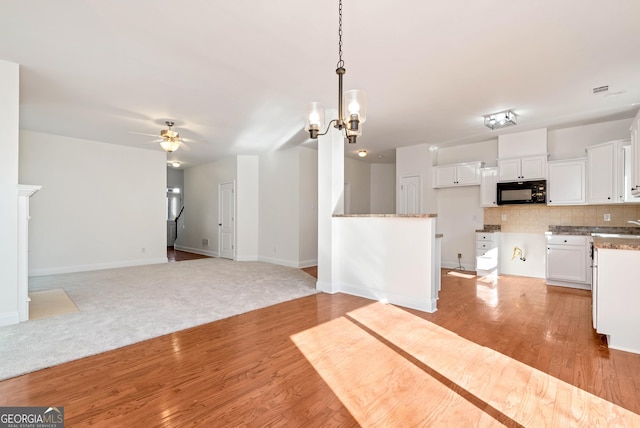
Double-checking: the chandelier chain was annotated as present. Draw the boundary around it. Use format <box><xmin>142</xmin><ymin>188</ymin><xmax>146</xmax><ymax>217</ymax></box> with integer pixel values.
<box><xmin>337</xmin><ymin>0</ymin><xmax>344</xmax><ymax>69</ymax></box>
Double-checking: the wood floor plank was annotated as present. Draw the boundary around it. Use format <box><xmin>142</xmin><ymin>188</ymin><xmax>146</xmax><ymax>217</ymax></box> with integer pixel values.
<box><xmin>1</xmin><ymin>269</ymin><xmax>639</xmax><ymax>426</ymax></box>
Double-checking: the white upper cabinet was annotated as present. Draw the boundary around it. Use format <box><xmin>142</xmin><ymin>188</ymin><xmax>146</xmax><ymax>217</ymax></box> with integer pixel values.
<box><xmin>432</xmin><ymin>162</ymin><xmax>482</xmax><ymax>188</ymax></box>
<box><xmin>586</xmin><ymin>140</ymin><xmax>625</xmax><ymax>204</ymax></box>
<box><xmin>547</xmin><ymin>159</ymin><xmax>586</xmax><ymax>205</ymax></box>
<box><xmin>631</xmin><ymin>109</ymin><xmax>640</xmax><ymax>196</ymax></box>
<box><xmin>479</xmin><ymin>167</ymin><xmax>498</xmax><ymax>207</ymax></box>
<box><xmin>497</xmin><ymin>128</ymin><xmax>548</xmax><ymax>182</ymax></box>
<box><xmin>498</xmin><ymin>155</ymin><xmax>547</xmax><ymax>182</ymax></box>
<box><xmin>623</xmin><ymin>145</ymin><xmax>640</xmax><ymax>203</ymax></box>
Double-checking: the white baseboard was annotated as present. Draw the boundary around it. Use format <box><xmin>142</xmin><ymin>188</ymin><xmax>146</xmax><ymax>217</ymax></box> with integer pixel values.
<box><xmin>338</xmin><ymin>282</ymin><xmax>438</xmax><ymax>313</ymax></box>
<box><xmin>29</xmin><ymin>258</ymin><xmax>167</xmax><ymax>277</ymax></box>
<box><xmin>316</xmin><ymin>280</ymin><xmax>338</xmax><ymax>294</ymax></box>
<box><xmin>235</xmin><ymin>255</ymin><xmax>259</xmax><ymax>262</ymax></box>
<box><xmin>173</xmin><ymin>245</ymin><xmax>218</xmax><ymax>258</ymax></box>
<box><xmin>441</xmin><ymin>261</ymin><xmax>475</xmax><ymax>271</ymax></box>
<box><xmin>258</xmin><ymin>256</ymin><xmax>300</xmax><ymax>268</ymax></box>
<box><xmin>298</xmin><ymin>259</ymin><xmax>318</xmax><ymax>268</ymax></box>
<box><xmin>0</xmin><ymin>311</ymin><xmax>19</xmax><ymax>326</ymax></box>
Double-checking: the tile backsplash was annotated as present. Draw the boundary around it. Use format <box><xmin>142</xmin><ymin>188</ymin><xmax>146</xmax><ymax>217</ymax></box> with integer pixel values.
<box><xmin>484</xmin><ymin>205</ymin><xmax>640</xmax><ymax>233</ymax></box>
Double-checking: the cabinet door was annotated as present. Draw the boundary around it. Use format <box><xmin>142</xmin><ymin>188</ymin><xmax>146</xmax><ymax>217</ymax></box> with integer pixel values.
<box><xmin>433</xmin><ymin>165</ymin><xmax>457</xmax><ymax>187</ymax></box>
<box><xmin>456</xmin><ymin>164</ymin><xmax>480</xmax><ymax>185</ymax></box>
<box><xmin>587</xmin><ymin>142</ymin><xmax>617</xmax><ymax>204</ymax></box>
<box><xmin>547</xmin><ymin>159</ymin><xmax>586</xmax><ymax>205</ymax></box>
<box><xmin>497</xmin><ymin>158</ymin><xmax>521</xmax><ymax>181</ymax></box>
<box><xmin>520</xmin><ymin>155</ymin><xmax>547</xmax><ymax>180</ymax></box>
<box><xmin>546</xmin><ymin>244</ymin><xmax>587</xmax><ymax>283</ymax></box>
<box><xmin>479</xmin><ymin>168</ymin><xmax>498</xmax><ymax>207</ymax></box>
<box><xmin>623</xmin><ymin>146</ymin><xmax>640</xmax><ymax>203</ymax></box>
<box><xmin>632</xmin><ymin>112</ymin><xmax>640</xmax><ymax>196</ymax></box>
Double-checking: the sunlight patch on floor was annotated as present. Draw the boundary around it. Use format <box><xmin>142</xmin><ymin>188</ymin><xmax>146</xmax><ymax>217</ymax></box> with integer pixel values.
<box><xmin>291</xmin><ymin>302</ymin><xmax>640</xmax><ymax>426</ymax></box>
<box><xmin>446</xmin><ymin>270</ymin><xmax>476</xmax><ymax>279</ymax></box>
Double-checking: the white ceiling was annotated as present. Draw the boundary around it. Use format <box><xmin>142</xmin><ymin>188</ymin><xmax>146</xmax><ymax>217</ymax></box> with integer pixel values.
<box><xmin>1</xmin><ymin>0</ymin><xmax>639</xmax><ymax>167</ymax></box>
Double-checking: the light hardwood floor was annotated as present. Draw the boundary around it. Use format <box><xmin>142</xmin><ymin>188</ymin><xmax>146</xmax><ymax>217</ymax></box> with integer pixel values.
<box><xmin>1</xmin><ymin>269</ymin><xmax>639</xmax><ymax>426</ymax></box>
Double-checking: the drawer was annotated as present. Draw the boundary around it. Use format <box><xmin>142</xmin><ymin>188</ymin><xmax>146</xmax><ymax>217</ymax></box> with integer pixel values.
<box><xmin>477</xmin><ymin>241</ymin><xmax>495</xmax><ymax>251</ymax></box>
<box><xmin>476</xmin><ymin>233</ymin><xmax>494</xmax><ymax>242</ymax></box>
<box><xmin>546</xmin><ymin>235</ymin><xmax>588</xmax><ymax>246</ymax></box>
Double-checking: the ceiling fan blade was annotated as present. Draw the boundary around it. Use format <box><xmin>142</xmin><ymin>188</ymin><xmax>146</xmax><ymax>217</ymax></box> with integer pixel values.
<box><xmin>177</xmin><ymin>141</ymin><xmax>192</xmax><ymax>151</ymax></box>
<box><xmin>129</xmin><ymin>131</ymin><xmax>160</xmax><ymax>137</ymax></box>
<box><xmin>181</xmin><ymin>137</ymin><xmax>205</xmax><ymax>144</ymax></box>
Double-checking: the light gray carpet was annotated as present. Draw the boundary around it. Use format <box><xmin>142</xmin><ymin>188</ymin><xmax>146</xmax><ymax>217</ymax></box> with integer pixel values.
<box><xmin>0</xmin><ymin>258</ymin><xmax>318</xmax><ymax>381</ymax></box>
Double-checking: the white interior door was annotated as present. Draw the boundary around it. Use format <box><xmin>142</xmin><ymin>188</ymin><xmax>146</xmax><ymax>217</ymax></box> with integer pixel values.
<box><xmin>399</xmin><ymin>175</ymin><xmax>421</xmax><ymax>214</ymax></box>
<box><xmin>218</xmin><ymin>181</ymin><xmax>235</xmax><ymax>259</ymax></box>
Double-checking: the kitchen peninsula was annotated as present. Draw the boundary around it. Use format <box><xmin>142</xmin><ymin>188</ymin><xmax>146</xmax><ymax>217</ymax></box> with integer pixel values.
<box><xmin>592</xmin><ymin>235</ymin><xmax>640</xmax><ymax>354</ymax></box>
<box><xmin>329</xmin><ymin>214</ymin><xmax>441</xmax><ymax>313</ymax></box>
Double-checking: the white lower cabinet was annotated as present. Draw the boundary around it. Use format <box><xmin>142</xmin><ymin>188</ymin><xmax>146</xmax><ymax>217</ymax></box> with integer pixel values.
<box><xmin>476</xmin><ymin>232</ymin><xmax>498</xmax><ymax>276</ymax></box>
<box><xmin>545</xmin><ymin>235</ymin><xmax>591</xmax><ymax>289</ymax></box>
<box><xmin>593</xmin><ymin>247</ymin><xmax>640</xmax><ymax>354</ymax></box>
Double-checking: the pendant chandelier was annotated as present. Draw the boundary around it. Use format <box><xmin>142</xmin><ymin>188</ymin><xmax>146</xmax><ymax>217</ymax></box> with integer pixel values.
<box><xmin>304</xmin><ymin>0</ymin><xmax>366</xmax><ymax>144</ymax></box>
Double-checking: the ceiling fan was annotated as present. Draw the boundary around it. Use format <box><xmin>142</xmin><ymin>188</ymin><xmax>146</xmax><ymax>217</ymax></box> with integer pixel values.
<box><xmin>131</xmin><ymin>121</ymin><xmax>193</xmax><ymax>153</ymax></box>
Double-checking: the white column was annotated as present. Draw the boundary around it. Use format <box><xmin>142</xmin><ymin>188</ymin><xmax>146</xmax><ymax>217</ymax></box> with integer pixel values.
<box><xmin>0</xmin><ymin>60</ymin><xmax>20</xmax><ymax>326</ymax></box>
<box><xmin>317</xmin><ymin>110</ymin><xmax>344</xmax><ymax>293</ymax></box>
<box><xmin>17</xmin><ymin>185</ymin><xmax>42</xmax><ymax>322</ymax></box>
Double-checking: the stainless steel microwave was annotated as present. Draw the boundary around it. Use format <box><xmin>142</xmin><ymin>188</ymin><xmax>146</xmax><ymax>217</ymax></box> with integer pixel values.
<box><xmin>497</xmin><ymin>180</ymin><xmax>546</xmax><ymax>205</ymax></box>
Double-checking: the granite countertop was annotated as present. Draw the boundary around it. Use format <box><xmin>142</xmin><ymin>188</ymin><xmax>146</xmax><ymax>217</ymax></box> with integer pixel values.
<box><xmin>475</xmin><ymin>225</ymin><xmax>501</xmax><ymax>233</ymax></box>
<box><xmin>593</xmin><ymin>237</ymin><xmax>640</xmax><ymax>251</ymax></box>
<box><xmin>332</xmin><ymin>214</ymin><xmax>437</xmax><ymax>218</ymax></box>
<box><xmin>547</xmin><ymin>225</ymin><xmax>640</xmax><ymax>236</ymax></box>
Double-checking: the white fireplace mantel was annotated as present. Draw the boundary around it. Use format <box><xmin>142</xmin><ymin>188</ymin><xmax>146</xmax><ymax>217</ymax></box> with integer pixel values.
<box><xmin>18</xmin><ymin>184</ymin><xmax>42</xmax><ymax>322</ymax></box>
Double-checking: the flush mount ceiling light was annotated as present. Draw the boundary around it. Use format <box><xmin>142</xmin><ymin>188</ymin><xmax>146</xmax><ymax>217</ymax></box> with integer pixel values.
<box><xmin>304</xmin><ymin>0</ymin><xmax>366</xmax><ymax>144</ymax></box>
<box><xmin>169</xmin><ymin>161</ymin><xmax>181</xmax><ymax>168</ymax></box>
<box><xmin>484</xmin><ymin>110</ymin><xmax>517</xmax><ymax>130</ymax></box>
<box><xmin>357</xmin><ymin>150</ymin><xmax>367</xmax><ymax>157</ymax></box>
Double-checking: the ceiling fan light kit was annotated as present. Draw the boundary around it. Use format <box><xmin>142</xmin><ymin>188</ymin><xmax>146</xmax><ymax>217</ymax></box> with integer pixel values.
<box><xmin>304</xmin><ymin>0</ymin><xmax>366</xmax><ymax>145</ymax></box>
<box><xmin>159</xmin><ymin>121</ymin><xmax>182</xmax><ymax>152</ymax></box>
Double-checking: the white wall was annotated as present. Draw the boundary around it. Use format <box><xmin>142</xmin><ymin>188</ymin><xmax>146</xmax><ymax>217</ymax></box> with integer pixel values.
<box><xmin>0</xmin><ymin>60</ymin><xmax>19</xmax><ymax>325</ymax></box>
<box><xmin>258</xmin><ymin>147</ymin><xmax>302</xmax><ymax>266</ymax></box>
<box><xmin>370</xmin><ymin>163</ymin><xmax>396</xmax><ymax>214</ymax></box>
<box><xmin>498</xmin><ymin>233</ymin><xmax>546</xmax><ymax>278</ymax></box>
<box><xmin>548</xmin><ymin>119</ymin><xmax>632</xmax><ymax>160</ymax></box>
<box><xmin>436</xmin><ymin>139</ymin><xmax>498</xmax><ymax>167</ymax></box>
<box><xmin>435</xmin><ymin>140</ymin><xmax>496</xmax><ymax>269</ymax></box>
<box><xmin>298</xmin><ymin>147</ymin><xmax>318</xmax><ymax>266</ymax></box>
<box><xmin>344</xmin><ymin>157</ymin><xmax>371</xmax><ymax>214</ymax></box>
<box><xmin>19</xmin><ymin>131</ymin><xmax>167</xmax><ymax>275</ymax></box>
<box><xmin>437</xmin><ymin>186</ymin><xmax>484</xmax><ymax>270</ymax></box>
<box><xmin>396</xmin><ymin>144</ymin><xmax>438</xmax><ymax>214</ymax></box>
<box><xmin>167</xmin><ymin>167</ymin><xmax>184</xmax><ymax>190</ymax></box>
<box><xmin>178</xmin><ymin>157</ymin><xmax>236</xmax><ymax>256</ymax></box>
<box><xmin>236</xmin><ymin>155</ymin><xmax>259</xmax><ymax>261</ymax></box>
